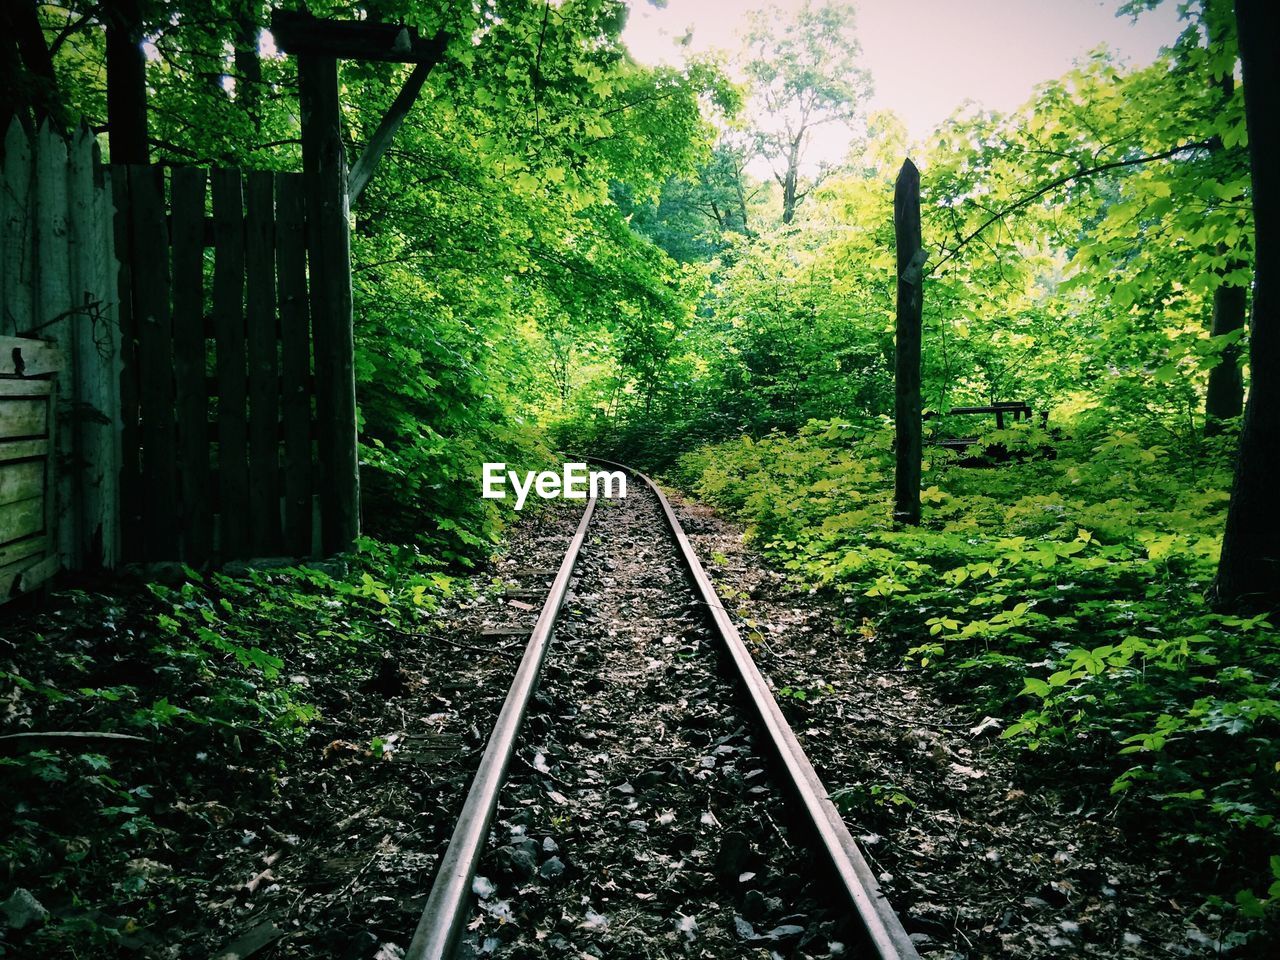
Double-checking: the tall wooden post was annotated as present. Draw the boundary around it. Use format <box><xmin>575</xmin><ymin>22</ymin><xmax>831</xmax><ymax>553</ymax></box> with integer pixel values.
<box><xmin>103</xmin><ymin>0</ymin><xmax>149</xmax><ymax>164</ymax></box>
<box><xmin>298</xmin><ymin>53</ymin><xmax>360</xmax><ymax>553</ymax></box>
<box><xmin>894</xmin><ymin>159</ymin><xmax>923</xmax><ymax>526</ymax></box>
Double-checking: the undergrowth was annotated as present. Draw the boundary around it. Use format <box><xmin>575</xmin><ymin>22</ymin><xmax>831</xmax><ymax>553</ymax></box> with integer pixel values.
<box><xmin>673</xmin><ymin>416</ymin><xmax>1280</xmax><ymax>935</ymax></box>
<box><xmin>0</xmin><ymin>539</ymin><xmax>460</xmax><ymax>955</ymax></box>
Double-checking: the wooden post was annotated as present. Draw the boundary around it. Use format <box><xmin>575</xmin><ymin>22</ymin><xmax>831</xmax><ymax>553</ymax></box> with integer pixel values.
<box><xmin>893</xmin><ymin>159</ymin><xmax>924</xmax><ymax>526</ymax></box>
<box><xmin>299</xmin><ymin>53</ymin><xmax>359</xmax><ymax>554</ymax></box>
<box><xmin>68</xmin><ymin>125</ymin><xmax>116</xmax><ymax>568</ymax></box>
<box><xmin>103</xmin><ymin>0</ymin><xmax>149</xmax><ymax>165</ymax></box>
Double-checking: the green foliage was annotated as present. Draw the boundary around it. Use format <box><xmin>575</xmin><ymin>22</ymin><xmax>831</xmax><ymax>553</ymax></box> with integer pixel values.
<box><xmin>0</xmin><ymin>542</ymin><xmax>457</xmax><ymax>950</ymax></box>
<box><xmin>674</xmin><ymin>417</ymin><xmax>1278</xmax><ymax>914</ymax></box>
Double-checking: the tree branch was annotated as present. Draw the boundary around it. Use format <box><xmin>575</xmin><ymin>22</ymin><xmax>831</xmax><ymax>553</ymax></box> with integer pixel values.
<box><xmin>928</xmin><ymin>140</ymin><xmax>1214</xmax><ymax>277</ymax></box>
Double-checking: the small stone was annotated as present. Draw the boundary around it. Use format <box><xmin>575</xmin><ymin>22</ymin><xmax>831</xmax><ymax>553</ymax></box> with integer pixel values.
<box><xmin>538</xmin><ymin>856</ymin><xmax>565</xmax><ymax>880</ymax></box>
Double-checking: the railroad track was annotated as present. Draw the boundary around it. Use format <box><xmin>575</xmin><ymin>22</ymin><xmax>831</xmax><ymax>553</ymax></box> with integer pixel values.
<box><xmin>405</xmin><ymin>463</ymin><xmax>919</xmax><ymax>960</ymax></box>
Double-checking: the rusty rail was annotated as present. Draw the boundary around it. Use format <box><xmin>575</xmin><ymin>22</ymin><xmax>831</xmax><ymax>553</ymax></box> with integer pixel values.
<box><xmin>594</xmin><ymin>458</ymin><xmax>920</xmax><ymax>960</ymax></box>
<box><xmin>405</xmin><ymin>497</ymin><xmax>596</xmax><ymax>960</ymax></box>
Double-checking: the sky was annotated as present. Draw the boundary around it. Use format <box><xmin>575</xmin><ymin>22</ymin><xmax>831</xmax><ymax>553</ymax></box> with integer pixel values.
<box><xmin>623</xmin><ymin>0</ymin><xmax>1188</xmax><ymax>166</ymax></box>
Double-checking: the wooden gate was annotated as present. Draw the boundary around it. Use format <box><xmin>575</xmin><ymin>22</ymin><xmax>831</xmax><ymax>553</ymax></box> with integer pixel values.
<box><xmin>2</xmin><ymin>119</ymin><xmax>359</xmax><ymax>579</ymax></box>
<box><xmin>112</xmin><ymin>164</ymin><xmax>351</xmax><ymax>563</ymax></box>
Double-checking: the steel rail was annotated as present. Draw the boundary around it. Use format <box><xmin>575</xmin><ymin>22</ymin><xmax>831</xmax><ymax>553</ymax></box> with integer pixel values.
<box><xmin>405</xmin><ymin>497</ymin><xmax>597</xmax><ymax>960</ymax></box>
<box><xmin>592</xmin><ymin>458</ymin><xmax>921</xmax><ymax>960</ymax></box>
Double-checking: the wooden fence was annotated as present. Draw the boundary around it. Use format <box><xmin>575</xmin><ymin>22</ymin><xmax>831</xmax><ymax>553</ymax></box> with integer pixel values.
<box><xmin>1</xmin><ymin>118</ymin><xmax>358</xmax><ymax>584</ymax></box>
<box><xmin>113</xmin><ymin>163</ymin><xmax>336</xmax><ymax>563</ymax></box>
<box><xmin>1</xmin><ymin>120</ymin><xmax>120</xmax><ymax>583</ymax></box>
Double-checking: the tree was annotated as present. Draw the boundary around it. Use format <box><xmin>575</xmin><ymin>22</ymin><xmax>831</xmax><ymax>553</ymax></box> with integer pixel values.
<box><xmin>741</xmin><ymin>0</ymin><xmax>871</xmax><ymax>225</ymax></box>
<box><xmin>1215</xmin><ymin>0</ymin><xmax>1280</xmax><ymax>607</ymax></box>
<box><xmin>1202</xmin><ymin>0</ymin><xmax>1248</xmax><ymax>433</ymax></box>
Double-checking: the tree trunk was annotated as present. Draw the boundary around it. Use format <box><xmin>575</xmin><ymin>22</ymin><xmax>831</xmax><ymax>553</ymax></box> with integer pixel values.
<box><xmin>1205</xmin><ymin>249</ymin><xmax>1246</xmax><ymax>433</ymax></box>
<box><xmin>5</xmin><ymin>1</ymin><xmax>67</xmax><ymax>134</ymax></box>
<box><xmin>104</xmin><ymin>0</ymin><xmax>149</xmax><ymax>164</ymax></box>
<box><xmin>234</xmin><ymin>1</ymin><xmax>263</xmax><ymax>136</ymax></box>
<box><xmin>780</xmin><ymin>137</ymin><xmax>800</xmax><ymax>225</ymax></box>
<box><xmin>1204</xmin><ymin>10</ymin><xmax>1247</xmax><ymax>435</ymax></box>
<box><xmin>1214</xmin><ymin>0</ymin><xmax>1280</xmax><ymax>607</ymax></box>
<box><xmin>893</xmin><ymin>158</ymin><xmax>923</xmax><ymax>526</ymax></box>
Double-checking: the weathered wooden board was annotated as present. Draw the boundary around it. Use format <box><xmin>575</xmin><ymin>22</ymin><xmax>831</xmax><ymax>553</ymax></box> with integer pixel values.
<box><xmin>0</xmin><ymin>399</ymin><xmax>48</xmax><ymax>440</ymax></box>
<box><xmin>0</xmin><ymin>378</ymin><xmax>53</xmax><ymax>397</ymax></box>
<box><xmin>246</xmin><ymin>170</ymin><xmax>282</xmax><ymax>554</ymax></box>
<box><xmin>129</xmin><ymin>165</ymin><xmax>179</xmax><ymax>558</ymax></box>
<box><xmin>171</xmin><ymin>166</ymin><xmax>212</xmax><ymax>562</ymax></box>
<box><xmin>212</xmin><ymin>168</ymin><xmax>249</xmax><ymax>557</ymax></box>
<box><xmin>0</xmin><ymin>497</ymin><xmax>44</xmax><ymax>543</ymax></box>
<box><xmin>2</xmin><ymin>122</ymin><xmax>35</xmax><ymax>337</ymax></box>
<box><xmin>0</xmin><ymin>439</ymin><xmax>49</xmax><ymax>464</ymax></box>
<box><xmin>1</xmin><ymin>554</ymin><xmax>56</xmax><ymax>600</ymax></box>
<box><xmin>0</xmin><ymin>461</ymin><xmax>43</xmax><ymax>506</ymax></box>
<box><xmin>276</xmin><ymin>174</ymin><xmax>313</xmax><ymax>556</ymax></box>
<box><xmin>112</xmin><ymin>166</ymin><xmax>141</xmax><ymax>562</ymax></box>
<box><xmin>34</xmin><ymin>123</ymin><xmax>77</xmax><ymax>565</ymax></box>
<box><xmin>0</xmin><ymin>336</ymin><xmax>59</xmax><ymax>377</ymax></box>
<box><xmin>0</xmin><ymin>533</ymin><xmax>47</xmax><ymax>568</ymax></box>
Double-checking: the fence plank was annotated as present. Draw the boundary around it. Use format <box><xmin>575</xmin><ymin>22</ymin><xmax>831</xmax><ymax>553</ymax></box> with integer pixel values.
<box><xmin>212</xmin><ymin>168</ymin><xmax>249</xmax><ymax>557</ymax></box>
<box><xmin>127</xmin><ymin>165</ymin><xmax>179</xmax><ymax>558</ymax></box>
<box><xmin>275</xmin><ymin>173</ymin><xmax>311</xmax><ymax>556</ymax></box>
<box><xmin>110</xmin><ymin>167</ymin><xmax>142</xmax><ymax>560</ymax></box>
<box><xmin>96</xmin><ymin>167</ymin><xmax>122</xmax><ymax>568</ymax></box>
<box><xmin>171</xmin><ymin>166</ymin><xmax>212</xmax><ymax>562</ymax></box>
<box><xmin>34</xmin><ymin>121</ymin><xmax>78</xmax><ymax>565</ymax></box>
<box><xmin>68</xmin><ymin>125</ymin><xmax>116</xmax><ymax>568</ymax></box>
<box><xmin>2</xmin><ymin>121</ymin><xmax>33</xmax><ymax>338</ymax></box>
<box><xmin>245</xmin><ymin>170</ymin><xmax>282</xmax><ymax>554</ymax></box>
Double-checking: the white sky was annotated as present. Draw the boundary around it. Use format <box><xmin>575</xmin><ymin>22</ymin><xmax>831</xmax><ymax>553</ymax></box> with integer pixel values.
<box><xmin>623</xmin><ymin>0</ymin><xmax>1187</xmax><ymax>165</ymax></box>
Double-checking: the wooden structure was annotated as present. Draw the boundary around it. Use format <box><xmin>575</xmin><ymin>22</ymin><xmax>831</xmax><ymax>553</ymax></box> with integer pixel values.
<box><xmin>0</xmin><ymin>12</ymin><xmax>449</xmax><ymax>599</ymax></box>
<box><xmin>0</xmin><ymin>337</ymin><xmax>61</xmax><ymax>599</ymax></box>
<box><xmin>927</xmin><ymin>402</ymin><xmax>1048</xmax><ymax>451</ymax></box>
<box><xmin>111</xmin><ymin>164</ymin><xmax>333</xmax><ymax>563</ymax></box>
<box><xmin>2</xmin><ymin>121</ymin><xmax>121</xmax><ymax>588</ymax></box>
<box><xmin>893</xmin><ymin>159</ymin><xmax>924</xmax><ymax>526</ymax></box>
<box><xmin>271</xmin><ymin>9</ymin><xmax>448</xmax><ymax>553</ymax></box>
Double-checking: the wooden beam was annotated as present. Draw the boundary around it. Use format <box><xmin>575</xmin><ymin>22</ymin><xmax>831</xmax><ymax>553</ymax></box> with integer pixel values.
<box><xmin>299</xmin><ymin>54</ymin><xmax>360</xmax><ymax>553</ymax></box>
<box><xmin>271</xmin><ymin>10</ymin><xmax>447</xmax><ymax>64</ymax></box>
<box><xmin>893</xmin><ymin>159</ymin><xmax>924</xmax><ymax>526</ymax></box>
<box><xmin>348</xmin><ymin>60</ymin><xmax>435</xmax><ymax>205</ymax></box>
